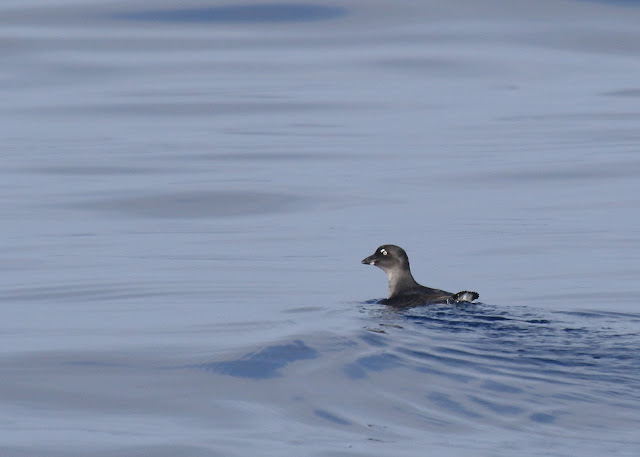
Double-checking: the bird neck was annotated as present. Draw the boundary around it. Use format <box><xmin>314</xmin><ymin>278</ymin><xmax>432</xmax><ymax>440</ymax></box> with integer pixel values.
<box><xmin>386</xmin><ymin>267</ymin><xmax>419</xmax><ymax>298</ymax></box>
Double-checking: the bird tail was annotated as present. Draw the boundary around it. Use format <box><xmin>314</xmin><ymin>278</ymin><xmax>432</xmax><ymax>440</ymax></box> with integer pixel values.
<box><xmin>450</xmin><ymin>291</ymin><xmax>479</xmax><ymax>303</ymax></box>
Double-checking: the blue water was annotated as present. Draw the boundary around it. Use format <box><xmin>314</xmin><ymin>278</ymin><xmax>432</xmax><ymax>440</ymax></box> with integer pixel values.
<box><xmin>2</xmin><ymin>0</ymin><xmax>640</xmax><ymax>455</ymax></box>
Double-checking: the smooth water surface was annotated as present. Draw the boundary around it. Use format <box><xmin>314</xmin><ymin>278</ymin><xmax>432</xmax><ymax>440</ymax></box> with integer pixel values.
<box><xmin>1</xmin><ymin>0</ymin><xmax>640</xmax><ymax>455</ymax></box>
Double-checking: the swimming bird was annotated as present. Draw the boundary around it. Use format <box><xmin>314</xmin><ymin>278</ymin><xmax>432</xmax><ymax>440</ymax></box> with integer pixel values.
<box><xmin>361</xmin><ymin>244</ymin><xmax>479</xmax><ymax>308</ymax></box>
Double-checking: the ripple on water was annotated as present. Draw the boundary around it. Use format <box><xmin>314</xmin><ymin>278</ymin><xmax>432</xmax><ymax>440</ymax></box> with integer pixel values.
<box><xmin>344</xmin><ymin>302</ymin><xmax>640</xmax><ymax>432</ymax></box>
<box><xmin>112</xmin><ymin>4</ymin><xmax>349</xmax><ymax>24</ymax></box>
<box><xmin>70</xmin><ymin>190</ymin><xmax>305</xmax><ymax>219</ymax></box>
<box><xmin>199</xmin><ymin>340</ymin><xmax>318</xmax><ymax>379</ymax></box>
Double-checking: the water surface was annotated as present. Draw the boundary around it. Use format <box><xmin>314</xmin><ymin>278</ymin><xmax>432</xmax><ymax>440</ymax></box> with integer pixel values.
<box><xmin>1</xmin><ymin>0</ymin><xmax>640</xmax><ymax>455</ymax></box>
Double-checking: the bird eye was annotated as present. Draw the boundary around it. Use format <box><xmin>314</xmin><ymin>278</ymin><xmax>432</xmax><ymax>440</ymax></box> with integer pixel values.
<box><xmin>380</xmin><ymin>249</ymin><xmax>387</xmax><ymax>256</ymax></box>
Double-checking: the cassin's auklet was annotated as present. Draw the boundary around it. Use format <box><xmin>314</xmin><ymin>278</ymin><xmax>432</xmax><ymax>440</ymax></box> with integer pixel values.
<box><xmin>362</xmin><ymin>244</ymin><xmax>479</xmax><ymax>308</ymax></box>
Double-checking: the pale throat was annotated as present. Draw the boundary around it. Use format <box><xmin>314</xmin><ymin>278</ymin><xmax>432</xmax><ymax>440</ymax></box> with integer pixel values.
<box><xmin>384</xmin><ymin>267</ymin><xmax>417</xmax><ymax>298</ymax></box>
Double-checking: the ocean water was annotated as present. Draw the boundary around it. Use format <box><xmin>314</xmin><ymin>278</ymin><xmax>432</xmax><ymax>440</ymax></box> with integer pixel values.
<box><xmin>2</xmin><ymin>0</ymin><xmax>640</xmax><ymax>455</ymax></box>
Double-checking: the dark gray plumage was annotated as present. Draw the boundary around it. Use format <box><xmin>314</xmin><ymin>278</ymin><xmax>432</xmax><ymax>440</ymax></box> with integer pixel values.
<box><xmin>362</xmin><ymin>244</ymin><xmax>479</xmax><ymax>308</ymax></box>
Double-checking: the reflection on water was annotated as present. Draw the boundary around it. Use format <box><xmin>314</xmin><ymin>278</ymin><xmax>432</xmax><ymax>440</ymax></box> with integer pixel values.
<box><xmin>200</xmin><ymin>340</ymin><xmax>318</xmax><ymax>378</ymax></box>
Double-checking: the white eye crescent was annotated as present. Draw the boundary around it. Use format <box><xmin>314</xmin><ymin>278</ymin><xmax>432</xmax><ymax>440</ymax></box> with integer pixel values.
<box><xmin>380</xmin><ymin>249</ymin><xmax>387</xmax><ymax>256</ymax></box>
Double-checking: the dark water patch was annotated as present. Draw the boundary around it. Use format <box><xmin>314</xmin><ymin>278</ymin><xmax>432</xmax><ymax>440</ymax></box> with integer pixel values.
<box><xmin>371</xmin><ymin>57</ymin><xmax>496</xmax><ymax>78</ymax></box>
<box><xmin>221</xmin><ymin>124</ymin><xmax>359</xmax><ymax>138</ymax></box>
<box><xmin>72</xmin><ymin>190</ymin><xmax>305</xmax><ymax>219</ymax></box>
<box><xmin>0</xmin><ymin>444</ymin><xmax>222</xmax><ymax>457</ymax></box>
<box><xmin>555</xmin><ymin>310</ymin><xmax>640</xmax><ymax>322</ymax></box>
<box><xmin>498</xmin><ymin>112</ymin><xmax>640</xmax><ymax>122</ymax></box>
<box><xmin>485</xmin><ymin>161</ymin><xmax>640</xmax><ymax>183</ymax></box>
<box><xmin>563</xmin><ymin>327</ymin><xmax>589</xmax><ymax>334</ymax></box>
<box><xmin>27</xmin><ymin>165</ymin><xmax>156</xmax><ymax>176</ymax></box>
<box><xmin>0</xmin><ymin>282</ymin><xmax>172</xmax><ymax>302</ymax></box>
<box><xmin>113</xmin><ymin>4</ymin><xmax>347</xmax><ymax>24</ymax></box>
<box><xmin>602</xmin><ymin>88</ymin><xmax>640</xmax><ymax>97</ymax></box>
<box><xmin>282</xmin><ymin>305</ymin><xmax>325</xmax><ymax>313</ymax></box>
<box><xmin>529</xmin><ymin>412</ymin><xmax>556</xmax><ymax>424</ymax></box>
<box><xmin>480</xmin><ymin>380</ymin><xmax>524</xmax><ymax>394</ymax></box>
<box><xmin>427</xmin><ymin>392</ymin><xmax>483</xmax><ymax>419</ymax></box>
<box><xmin>99</xmin><ymin>445</ymin><xmax>226</xmax><ymax>457</ymax></box>
<box><xmin>314</xmin><ymin>409</ymin><xmax>351</xmax><ymax>426</ymax></box>
<box><xmin>365</xmin><ymin>327</ymin><xmax>388</xmax><ymax>334</ymax></box>
<box><xmin>200</xmin><ymin>340</ymin><xmax>318</xmax><ymax>379</ymax></box>
<box><xmin>403</xmin><ymin>304</ymin><xmax>551</xmax><ymax>333</ymax></box>
<box><xmin>467</xmin><ymin>395</ymin><xmax>524</xmax><ymax>415</ymax></box>
<box><xmin>63</xmin><ymin>360</ymin><xmax>129</xmax><ymax>368</ymax></box>
<box><xmin>27</xmin><ymin>101</ymin><xmax>354</xmax><ymax>117</ymax></box>
<box><xmin>578</xmin><ymin>0</ymin><xmax>640</xmax><ymax>6</ymax></box>
<box><xmin>342</xmin><ymin>363</ymin><xmax>367</xmax><ymax>380</ymax></box>
<box><xmin>183</xmin><ymin>151</ymin><xmax>353</xmax><ymax>162</ymax></box>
